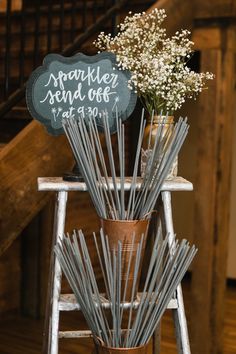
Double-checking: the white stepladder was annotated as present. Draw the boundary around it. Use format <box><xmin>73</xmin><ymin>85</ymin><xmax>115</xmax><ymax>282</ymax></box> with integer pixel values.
<box><xmin>38</xmin><ymin>176</ymin><xmax>193</xmax><ymax>354</ymax></box>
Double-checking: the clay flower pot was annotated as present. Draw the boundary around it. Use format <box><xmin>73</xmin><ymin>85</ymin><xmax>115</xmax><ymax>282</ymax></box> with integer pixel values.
<box><xmin>100</xmin><ymin>218</ymin><xmax>150</xmax><ymax>301</ymax></box>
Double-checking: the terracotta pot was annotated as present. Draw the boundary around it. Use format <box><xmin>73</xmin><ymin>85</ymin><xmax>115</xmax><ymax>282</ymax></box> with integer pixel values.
<box><xmin>141</xmin><ymin>115</ymin><xmax>178</xmax><ymax>178</ymax></box>
<box><xmin>100</xmin><ymin>218</ymin><xmax>150</xmax><ymax>302</ymax></box>
<box><xmin>94</xmin><ymin>342</ymin><xmax>149</xmax><ymax>354</ymax></box>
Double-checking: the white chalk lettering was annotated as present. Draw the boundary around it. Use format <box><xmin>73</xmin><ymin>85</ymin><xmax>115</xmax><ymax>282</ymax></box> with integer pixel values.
<box><xmin>88</xmin><ymin>86</ymin><xmax>116</xmax><ymax>103</ymax></box>
<box><xmin>44</xmin><ymin>66</ymin><xmax>119</xmax><ymax>90</ymax></box>
<box><xmin>40</xmin><ymin>83</ymin><xmax>86</xmax><ymax>105</ymax></box>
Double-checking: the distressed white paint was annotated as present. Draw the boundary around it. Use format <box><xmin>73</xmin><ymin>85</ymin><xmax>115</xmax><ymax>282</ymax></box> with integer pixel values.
<box><xmin>162</xmin><ymin>191</ymin><xmax>191</xmax><ymax>354</ymax></box>
<box><xmin>49</xmin><ymin>191</ymin><xmax>68</xmax><ymax>354</ymax></box>
<box><xmin>59</xmin><ymin>330</ymin><xmax>94</xmax><ymax>338</ymax></box>
<box><xmin>38</xmin><ymin>176</ymin><xmax>193</xmax><ymax>192</ymax></box>
<box><xmin>59</xmin><ymin>293</ymin><xmax>178</xmax><ymax>312</ymax></box>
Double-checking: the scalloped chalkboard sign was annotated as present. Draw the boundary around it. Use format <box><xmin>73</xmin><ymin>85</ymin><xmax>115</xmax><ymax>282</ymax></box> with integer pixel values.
<box><xmin>26</xmin><ymin>52</ymin><xmax>137</xmax><ymax>135</ymax></box>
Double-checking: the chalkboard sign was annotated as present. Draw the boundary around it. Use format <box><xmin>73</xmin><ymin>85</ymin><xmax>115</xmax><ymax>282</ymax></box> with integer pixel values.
<box><xmin>26</xmin><ymin>52</ymin><xmax>137</xmax><ymax>135</ymax></box>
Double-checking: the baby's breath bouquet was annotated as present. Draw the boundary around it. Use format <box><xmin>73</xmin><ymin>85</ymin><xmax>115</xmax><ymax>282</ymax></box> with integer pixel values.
<box><xmin>95</xmin><ymin>8</ymin><xmax>213</xmax><ymax>115</ymax></box>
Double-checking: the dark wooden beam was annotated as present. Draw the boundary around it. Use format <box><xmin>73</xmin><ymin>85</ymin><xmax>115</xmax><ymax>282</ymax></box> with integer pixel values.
<box><xmin>0</xmin><ymin>239</ymin><xmax>21</xmax><ymax>314</ymax></box>
<box><xmin>191</xmin><ymin>25</ymin><xmax>236</xmax><ymax>354</ymax></box>
<box><xmin>21</xmin><ymin>213</ymin><xmax>41</xmax><ymax>318</ymax></box>
<box><xmin>148</xmin><ymin>0</ymin><xmax>194</xmax><ymax>35</ymax></box>
<box><xmin>192</xmin><ymin>27</ymin><xmax>221</xmax><ymax>50</ymax></box>
<box><xmin>0</xmin><ymin>120</ymin><xmax>74</xmax><ymax>256</ymax></box>
<box><xmin>0</xmin><ymin>0</ymin><xmax>22</xmax><ymax>12</ymax></box>
<box><xmin>21</xmin><ymin>198</ymin><xmax>55</xmax><ymax>318</ymax></box>
<box><xmin>194</xmin><ymin>0</ymin><xmax>236</xmax><ymax>19</ymax></box>
<box><xmin>39</xmin><ymin>199</ymin><xmax>54</xmax><ymax>317</ymax></box>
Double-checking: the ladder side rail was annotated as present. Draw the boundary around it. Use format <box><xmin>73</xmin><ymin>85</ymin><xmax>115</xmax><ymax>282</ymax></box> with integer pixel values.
<box><xmin>46</xmin><ymin>191</ymin><xmax>68</xmax><ymax>354</ymax></box>
<box><xmin>161</xmin><ymin>191</ymin><xmax>191</xmax><ymax>354</ymax></box>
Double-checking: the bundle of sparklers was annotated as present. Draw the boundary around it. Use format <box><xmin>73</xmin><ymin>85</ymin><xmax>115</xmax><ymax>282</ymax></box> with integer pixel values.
<box><xmin>62</xmin><ymin>112</ymin><xmax>189</xmax><ymax>220</ymax></box>
<box><xmin>59</xmin><ymin>111</ymin><xmax>196</xmax><ymax>349</ymax></box>
<box><xmin>55</xmin><ymin>229</ymin><xmax>197</xmax><ymax>348</ymax></box>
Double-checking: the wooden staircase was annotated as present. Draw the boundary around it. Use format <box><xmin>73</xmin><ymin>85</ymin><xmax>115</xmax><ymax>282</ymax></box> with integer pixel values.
<box><xmin>0</xmin><ymin>0</ymin><xmax>159</xmax><ymax>257</ymax></box>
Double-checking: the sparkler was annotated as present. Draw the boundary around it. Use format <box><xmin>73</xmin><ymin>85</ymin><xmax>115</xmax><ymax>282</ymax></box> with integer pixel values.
<box><xmin>55</xmin><ymin>229</ymin><xmax>197</xmax><ymax>348</ymax></box>
<box><xmin>62</xmin><ymin>111</ymin><xmax>189</xmax><ymax>220</ymax></box>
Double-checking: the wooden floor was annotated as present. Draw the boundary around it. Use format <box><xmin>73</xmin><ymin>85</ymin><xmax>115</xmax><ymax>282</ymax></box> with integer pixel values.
<box><xmin>0</xmin><ymin>281</ymin><xmax>235</xmax><ymax>354</ymax></box>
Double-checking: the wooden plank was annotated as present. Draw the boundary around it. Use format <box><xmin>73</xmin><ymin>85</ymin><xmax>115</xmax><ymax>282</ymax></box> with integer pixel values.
<box><xmin>0</xmin><ymin>120</ymin><xmax>74</xmax><ymax>256</ymax></box>
<box><xmin>58</xmin><ymin>293</ymin><xmax>178</xmax><ymax>311</ymax></box>
<box><xmin>194</xmin><ymin>0</ymin><xmax>236</xmax><ymax>19</ymax></box>
<box><xmin>58</xmin><ymin>330</ymin><xmax>93</xmax><ymax>339</ymax></box>
<box><xmin>21</xmin><ymin>214</ymin><xmax>41</xmax><ymax>318</ymax></box>
<box><xmin>38</xmin><ymin>176</ymin><xmax>193</xmax><ymax>192</ymax></box>
<box><xmin>148</xmin><ymin>0</ymin><xmax>194</xmax><ymax>35</ymax></box>
<box><xmin>0</xmin><ymin>0</ymin><xmax>22</xmax><ymax>12</ymax></box>
<box><xmin>191</xmin><ymin>25</ymin><xmax>236</xmax><ymax>354</ymax></box>
<box><xmin>39</xmin><ymin>198</ymin><xmax>54</xmax><ymax>317</ymax></box>
<box><xmin>0</xmin><ymin>239</ymin><xmax>21</xmax><ymax>315</ymax></box>
<box><xmin>193</xmin><ymin>26</ymin><xmax>236</xmax><ymax>51</ymax></box>
<box><xmin>21</xmin><ymin>201</ymin><xmax>54</xmax><ymax>318</ymax></box>
<box><xmin>192</xmin><ymin>27</ymin><xmax>221</xmax><ymax>50</ymax></box>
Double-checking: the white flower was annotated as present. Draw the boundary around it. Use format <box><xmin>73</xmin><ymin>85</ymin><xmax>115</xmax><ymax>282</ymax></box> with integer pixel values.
<box><xmin>94</xmin><ymin>8</ymin><xmax>214</xmax><ymax>114</ymax></box>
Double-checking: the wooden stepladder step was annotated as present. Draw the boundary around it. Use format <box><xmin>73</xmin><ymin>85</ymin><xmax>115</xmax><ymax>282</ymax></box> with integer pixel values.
<box><xmin>38</xmin><ymin>176</ymin><xmax>193</xmax><ymax>354</ymax></box>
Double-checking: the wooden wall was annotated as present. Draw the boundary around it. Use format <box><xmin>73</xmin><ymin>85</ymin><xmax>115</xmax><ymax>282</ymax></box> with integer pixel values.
<box><xmin>0</xmin><ymin>0</ymin><xmax>22</xmax><ymax>12</ymax></box>
<box><xmin>228</xmin><ymin>116</ymin><xmax>236</xmax><ymax>278</ymax></box>
<box><xmin>0</xmin><ymin>240</ymin><xmax>21</xmax><ymax>315</ymax></box>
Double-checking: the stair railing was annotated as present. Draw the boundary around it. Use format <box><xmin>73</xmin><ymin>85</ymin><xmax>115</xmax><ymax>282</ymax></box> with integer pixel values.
<box><xmin>0</xmin><ymin>0</ymin><xmax>126</xmax><ymax>118</ymax></box>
